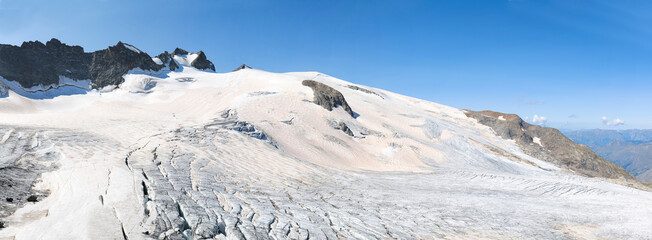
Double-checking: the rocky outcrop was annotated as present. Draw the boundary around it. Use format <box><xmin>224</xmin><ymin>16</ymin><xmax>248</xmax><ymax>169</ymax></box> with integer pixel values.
<box><xmin>0</xmin><ymin>39</ymin><xmax>90</xmax><ymax>88</ymax></box>
<box><xmin>89</xmin><ymin>42</ymin><xmax>163</xmax><ymax>88</ymax></box>
<box><xmin>168</xmin><ymin>58</ymin><xmax>180</xmax><ymax>71</ymax></box>
<box><xmin>346</xmin><ymin>85</ymin><xmax>384</xmax><ymax>99</ymax></box>
<box><xmin>0</xmin><ymin>39</ymin><xmax>162</xmax><ymax>89</ymax></box>
<box><xmin>155</xmin><ymin>51</ymin><xmax>171</xmax><ymax>64</ymax></box>
<box><xmin>232</xmin><ymin>64</ymin><xmax>252</xmax><ymax>72</ymax></box>
<box><xmin>327</xmin><ymin>119</ymin><xmax>354</xmax><ymax>136</ymax></box>
<box><xmin>190</xmin><ymin>51</ymin><xmax>215</xmax><ymax>71</ymax></box>
<box><xmin>465</xmin><ymin>110</ymin><xmax>634</xmax><ymax>180</ymax></box>
<box><xmin>163</xmin><ymin>48</ymin><xmax>215</xmax><ymax>71</ymax></box>
<box><xmin>302</xmin><ymin>80</ymin><xmax>354</xmax><ymax>118</ymax></box>
<box><xmin>171</xmin><ymin>48</ymin><xmax>189</xmax><ymax>56</ymax></box>
<box><xmin>338</xmin><ymin>122</ymin><xmax>354</xmax><ymax>136</ymax></box>
<box><xmin>156</xmin><ymin>51</ymin><xmax>179</xmax><ymax>71</ymax></box>
<box><xmin>0</xmin><ymin>39</ymin><xmax>220</xmax><ymax>90</ymax></box>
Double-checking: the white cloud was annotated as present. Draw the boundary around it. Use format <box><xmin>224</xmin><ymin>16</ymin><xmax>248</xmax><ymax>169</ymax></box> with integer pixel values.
<box><xmin>601</xmin><ymin>116</ymin><xmax>625</xmax><ymax>126</ymax></box>
<box><xmin>532</xmin><ymin>115</ymin><xmax>547</xmax><ymax>126</ymax></box>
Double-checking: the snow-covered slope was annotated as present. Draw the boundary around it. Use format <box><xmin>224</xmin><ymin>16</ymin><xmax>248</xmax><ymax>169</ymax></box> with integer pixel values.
<box><xmin>1</xmin><ymin>65</ymin><xmax>651</xmax><ymax>239</ymax></box>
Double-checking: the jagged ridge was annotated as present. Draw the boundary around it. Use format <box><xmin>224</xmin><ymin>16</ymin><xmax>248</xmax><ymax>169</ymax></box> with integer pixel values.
<box><xmin>0</xmin><ymin>39</ymin><xmax>216</xmax><ymax>90</ymax></box>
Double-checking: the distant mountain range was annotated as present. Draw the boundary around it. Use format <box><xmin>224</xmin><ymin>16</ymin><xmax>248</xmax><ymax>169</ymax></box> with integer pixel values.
<box><xmin>564</xmin><ymin>129</ymin><xmax>652</xmax><ymax>182</ymax></box>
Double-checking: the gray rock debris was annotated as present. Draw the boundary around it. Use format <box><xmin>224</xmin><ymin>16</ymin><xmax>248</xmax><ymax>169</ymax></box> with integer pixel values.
<box><xmin>346</xmin><ymin>85</ymin><xmax>384</xmax><ymax>99</ymax></box>
<box><xmin>204</xmin><ymin>109</ymin><xmax>278</xmax><ymax>148</ymax></box>
<box><xmin>302</xmin><ymin>80</ymin><xmax>355</xmax><ymax>118</ymax></box>
<box><xmin>0</xmin><ymin>128</ymin><xmax>58</xmax><ymax>221</ymax></box>
<box><xmin>328</xmin><ymin>119</ymin><xmax>354</xmax><ymax>136</ymax></box>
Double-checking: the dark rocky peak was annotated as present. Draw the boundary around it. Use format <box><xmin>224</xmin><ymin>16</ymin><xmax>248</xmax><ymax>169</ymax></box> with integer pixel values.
<box><xmin>20</xmin><ymin>40</ymin><xmax>46</xmax><ymax>49</ymax></box>
<box><xmin>166</xmin><ymin>48</ymin><xmax>214</xmax><ymax>71</ymax></box>
<box><xmin>156</xmin><ymin>51</ymin><xmax>171</xmax><ymax>64</ymax></box>
<box><xmin>302</xmin><ymin>80</ymin><xmax>354</xmax><ymax>118</ymax></box>
<box><xmin>88</xmin><ymin>42</ymin><xmax>163</xmax><ymax>88</ymax></box>
<box><xmin>464</xmin><ymin>110</ymin><xmax>634</xmax><ymax>180</ymax></box>
<box><xmin>155</xmin><ymin>51</ymin><xmax>179</xmax><ymax>71</ymax></box>
<box><xmin>110</xmin><ymin>42</ymin><xmax>142</xmax><ymax>55</ymax></box>
<box><xmin>169</xmin><ymin>58</ymin><xmax>180</xmax><ymax>71</ymax></box>
<box><xmin>46</xmin><ymin>38</ymin><xmax>62</xmax><ymax>48</ymax></box>
<box><xmin>233</xmin><ymin>64</ymin><xmax>252</xmax><ymax>72</ymax></box>
<box><xmin>190</xmin><ymin>51</ymin><xmax>215</xmax><ymax>71</ymax></box>
<box><xmin>172</xmin><ymin>48</ymin><xmax>189</xmax><ymax>56</ymax></box>
<box><xmin>0</xmin><ymin>39</ymin><xmax>213</xmax><ymax>92</ymax></box>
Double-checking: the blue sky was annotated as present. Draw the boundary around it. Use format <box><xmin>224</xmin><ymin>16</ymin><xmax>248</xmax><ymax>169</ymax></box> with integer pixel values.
<box><xmin>1</xmin><ymin>0</ymin><xmax>651</xmax><ymax>129</ymax></box>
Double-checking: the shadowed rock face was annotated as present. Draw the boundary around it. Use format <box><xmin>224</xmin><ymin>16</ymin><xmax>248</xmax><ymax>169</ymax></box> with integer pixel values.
<box><xmin>89</xmin><ymin>42</ymin><xmax>163</xmax><ymax>88</ymax></box>
<box><xmin>0</xmin><ymin>39</ymin><xmax>219</xmax><ymax>90</ymax></box>
<box><xmin>164</xmin><ymin>48</ymin><xmax>215</xmax><ymax>71</ymax></box>
<box><xmin>156</xmin><ymin>51</ymin><xmax>179</xmax><ymax>71</ymax></box>
<box><xmin>169</xmin><ymin>58</ymin><xmax>180</xmax><ymax>71</ymax></box>
<box><xmin>171</xmin><ymin>48</ymin><xmax>189</xmax><ymax>56</ymax></box>
<box><xmin>302</xmin><ymin>80</ymin><xmax>354</xmax><ymax>118</ymax></box>
<box><xmin>156</xmin><ymin>51</ymin><xmax>171</xmax><ymax>64</ymax></box>
<box><xmin>0</xmin><ymin>39</ymin><xmax>91</xmax><ymax>88</ymax></box>
<box><xmin>0</xmin><ymin>39</ymin><xmax>162</xmax><ymax>89</ymax></box>
<box><xmin>465</xmin><ymin>110</ymin><xmax>634</xmax><ymax>180</ymax></box>
<box><xmin>190</xmin><ymin>51</ymin><xmax>215</xmax><ymax>71</ymax></box>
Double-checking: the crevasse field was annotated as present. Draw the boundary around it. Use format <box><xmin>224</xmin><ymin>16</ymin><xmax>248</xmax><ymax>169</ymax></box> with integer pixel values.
<box><xmin>1</xmin><ymin>56</ymin><xmax>651</xmax><ymax>239</ymax></box>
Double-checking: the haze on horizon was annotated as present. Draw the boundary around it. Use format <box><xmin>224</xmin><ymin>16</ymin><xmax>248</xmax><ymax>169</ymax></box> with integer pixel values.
<box><xmin>0</xmin><ymin>0</ymin><xmax>650</xmax><ymax>129</ymax></box>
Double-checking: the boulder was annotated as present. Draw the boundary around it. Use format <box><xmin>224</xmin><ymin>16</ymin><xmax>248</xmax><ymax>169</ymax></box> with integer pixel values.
<box><xmin>302</xmin><ymin>80</ymin><xmax>354</xmax><ymax>118</ymax></box>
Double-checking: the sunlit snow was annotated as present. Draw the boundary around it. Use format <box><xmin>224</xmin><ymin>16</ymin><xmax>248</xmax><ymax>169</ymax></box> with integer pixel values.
<box><xmin>0</xmin><ymin>64</ymin><xmax>651</xmax><ymax>239</ymax></box>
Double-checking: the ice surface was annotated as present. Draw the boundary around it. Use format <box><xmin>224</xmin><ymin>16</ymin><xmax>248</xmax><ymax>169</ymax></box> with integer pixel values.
<box><xmin>0</xmin><ymin>67</ymin><xmax>651</xmax><ymax>239</ymax></box>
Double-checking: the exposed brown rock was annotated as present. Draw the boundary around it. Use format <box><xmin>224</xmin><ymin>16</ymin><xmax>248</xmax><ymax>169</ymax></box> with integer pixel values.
<box><xmin>464</xmin><ymin>110</ymin><xmax>634</xmax><ymax>180</ymax></box>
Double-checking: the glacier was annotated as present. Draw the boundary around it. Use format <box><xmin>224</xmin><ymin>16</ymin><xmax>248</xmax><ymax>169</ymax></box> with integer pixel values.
<box><xmin>0</xmin><ymin>63</ymin><xmax>651</xmax><ymax>239</ymax></box>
